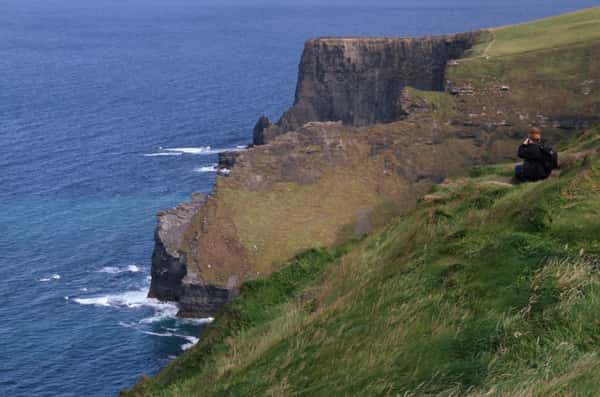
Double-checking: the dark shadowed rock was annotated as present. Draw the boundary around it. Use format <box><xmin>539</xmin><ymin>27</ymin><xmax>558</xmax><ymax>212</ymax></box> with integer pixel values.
<box><xmin>218</xmin><ymin>151</ymin><xmax>240</xmax><ymax>169</ymax></box>
<box><xmin>252</xmin><ymin>115</ymin><xmax>273</xmax><ymax>146</ymax></box>
<box><xmin>148</xmin><ymin>193</ymin><xmax>205</xmax><ymax>301</ymax></box>
<box><xmin>178</xmin><ymin>283</ymin><xmax>238</xmax><ymax>318</ymax></box>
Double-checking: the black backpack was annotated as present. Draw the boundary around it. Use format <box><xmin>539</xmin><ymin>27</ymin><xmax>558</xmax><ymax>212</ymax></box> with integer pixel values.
<box><xmin>540</xmin><ymin>144</ymin><xmax>558</xmax><ymax>172</ymax></box>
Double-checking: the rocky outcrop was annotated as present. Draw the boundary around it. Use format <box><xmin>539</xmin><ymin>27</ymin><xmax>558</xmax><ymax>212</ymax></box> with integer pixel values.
<box><xmin>252</xmin><ymin>115</ymin><xmax>273</xmax><ymax>146</ymax></box>
<box><xmin>218</xmin><ymin>150</ymin><xmax>241</xmax><ymax>169</ymax></box>
<box><xmin>149</xmin><ymin>193</ymin><xmax>242</xmax><ymax>317</ymax></box>
<box><xmin>148</xmin><ymin>193</ymin><xmax>205</xmax><ymax>302</ymax></box>
<box><xmin>178</xmin><ymin>284</ymin><xmax>237</xmax><ymax>318</ymax></box>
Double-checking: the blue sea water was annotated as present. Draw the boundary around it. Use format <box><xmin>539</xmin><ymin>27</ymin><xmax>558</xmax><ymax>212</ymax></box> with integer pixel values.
<box><xmin>1</xmin><ymin>0</ymin><xmax>598</xmax><ymax>395</ymax></box>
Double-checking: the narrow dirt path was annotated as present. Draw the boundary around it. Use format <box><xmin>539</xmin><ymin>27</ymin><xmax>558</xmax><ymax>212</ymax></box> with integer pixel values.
<box><xmin>482</xmin><ymin>30</ymin><xmax>497</xmax><ymax>58</ymax></box>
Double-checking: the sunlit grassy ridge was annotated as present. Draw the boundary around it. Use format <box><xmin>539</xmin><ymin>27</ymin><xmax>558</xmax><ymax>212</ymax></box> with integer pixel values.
<box><xmin>449</xmin><ymin>7</ymin><xmax>600</xmax><ymax>123</ymax></box>
<box><xmin>487</xmin><ymin>7</ymin><xmax>600</xmax><ymax>57</ymax></box>
<box><xmin>124</xmin><ymin>125</ymin><xmax>600</xmax><ymax>396</ymax></box>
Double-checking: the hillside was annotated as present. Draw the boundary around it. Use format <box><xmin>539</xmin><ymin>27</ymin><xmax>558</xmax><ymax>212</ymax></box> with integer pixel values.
<box><xmin>126</xmin><ymin>122</ymin><xmax>600</xmax><ymax>396</ymax></box>
<box><xmin>127</xmin><ymin>8</ymin><xmax>600</xmax><ymax>396</ymax></box>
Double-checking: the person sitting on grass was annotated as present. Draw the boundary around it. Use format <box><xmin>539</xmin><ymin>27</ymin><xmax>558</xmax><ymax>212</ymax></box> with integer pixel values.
<box><xmin>515</xmin><ymin>127</ymin><xmax>558</xmax><ymax>182</ymax></box>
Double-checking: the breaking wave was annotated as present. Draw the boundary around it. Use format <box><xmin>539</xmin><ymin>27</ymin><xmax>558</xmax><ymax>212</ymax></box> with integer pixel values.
<box><xmin>142</xmin><ymin>152</ymin><xmax>183</xmax><ymax>157</ymax></box>
<box><xmin>193</xmin><ymin>164</ymin><xmax>218</xmax><ymax>173</ymax></box>
<box><xmin>181</xmin><ymin>336</ymin><xmax>200</xmax><ymax>351</ymax></box>
<box><xmin>73</xmin><ymin>289</ymin><xmax>179</xmax><ymax>319</ymax></box>
<box><xmin>144</xmin><ymin>146</ymin><xmax>245</xmax><ymax>157</ymax></box>
<box><xmin>39</xmin><ymin>274</ymin><xmax>61</xmax><ymax>282</ymax></box>
<box><xmin>97</xmin><ymin>264</ymin><xmax>142</xmax><ymax>274</ymax></box>
<box><xmin>119</xmin><ymin>321</ymin><xmax>207</xmax><ymax>351</ymax></box>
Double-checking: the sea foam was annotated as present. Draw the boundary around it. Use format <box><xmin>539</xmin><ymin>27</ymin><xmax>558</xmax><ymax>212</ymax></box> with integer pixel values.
<box><xmin>193</xmin><ymin>164</ymin><xmax>218</xmax><ymax>173</ymax></box>
<box><xmin>38</xmin><ymin>274</ymin><xmax>61</xmax><ymax>282</ymax></box>
<box><xmin>142</xmin><ymin>152</ymin><xmax>183</xmax><ymax>157</ymax></box>
<box><xmin>97</xmin><ymin>264</ymin><xmax>141</xmax><ymax>274</ymax></box>
<box><xmin>144</xmin><ymin>146</ymin><xmax>246</xmax><ymax>157</ymax></box>
<box><xmin>181</xmin><ymin>336</ymin><xmax>200</xmax><ymax>351</ymax></box>
<box><xmin>73</xmin><ymin>289</ymin><xmax>179</xmax><ymax>319</ymax></box>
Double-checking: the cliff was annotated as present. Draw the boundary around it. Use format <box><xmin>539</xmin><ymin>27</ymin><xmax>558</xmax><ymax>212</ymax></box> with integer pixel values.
<box><xmin>148</xmin><ymin>193</ymin><xmax>204</xmax><ymax>301</ymax></box>
<box><xmin>254</xmin><ymin>33</ymin><xmax>479</xmax><ymax>145</ymax></box>
<box><xmin>148</xmin><ymin>9</ymin><xmax>600</xmax><ymax>318</ymax></box>
<box><xmin>282</xmin><ymin>34</ymin><xmax>477</xmax><ymax>128</ymax></box>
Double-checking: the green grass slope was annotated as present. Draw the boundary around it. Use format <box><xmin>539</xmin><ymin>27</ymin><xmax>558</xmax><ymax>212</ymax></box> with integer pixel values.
<box><xmin>448</xmin><ymin>6</ymin><xmax>600</xmax><ymax>129</ymax></box>
<box><xmin>487</xmin><ymin>7</ymin><xmax>600</xmax><ymax>57</ymax></box>
<box><xmin>124</xmin><ymin>125</ymin><xmax>600</xmax><ymax>396</ymax></box>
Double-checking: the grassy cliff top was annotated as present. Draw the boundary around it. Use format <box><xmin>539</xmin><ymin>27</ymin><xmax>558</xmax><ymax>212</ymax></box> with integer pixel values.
<box><xmin>470</xmin><ymin>6</ymin><xmax>600</xmax><ymax>57</ymax></box>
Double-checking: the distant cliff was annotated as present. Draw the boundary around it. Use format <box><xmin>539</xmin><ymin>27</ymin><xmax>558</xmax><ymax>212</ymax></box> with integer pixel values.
<box><xmin>255</xmin><ymin>33</ymin><xmax>479</xmax><ymax>144</ymax></box>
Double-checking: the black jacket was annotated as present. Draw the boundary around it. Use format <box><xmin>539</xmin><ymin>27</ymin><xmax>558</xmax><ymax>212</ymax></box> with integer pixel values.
<box><xmin>518</xmin><ymin>139</ymin><xmax>553</xmax><ymax>181</ymax></box>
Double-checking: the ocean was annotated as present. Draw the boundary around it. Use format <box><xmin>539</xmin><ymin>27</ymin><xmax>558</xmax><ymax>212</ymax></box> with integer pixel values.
<box><xmin>1</xmin><ymin>0</ymin><xmax>598</xmax><ymax>395</ymax></box>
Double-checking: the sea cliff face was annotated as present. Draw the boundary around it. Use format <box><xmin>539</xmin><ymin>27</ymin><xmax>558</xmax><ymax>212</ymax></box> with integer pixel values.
<box><xmin>282</xmin><ymin>34</ymin><xmax>478</xmax><ymax>128</ymax></box>
<box><xmin>148</xmin><ymin>193</ymin><xmax>237</xmax><ymax>318</ymax></box>
<box><xmin>149</xmin><ymin>29</ymin><xmax>600</xmax><ymax>317</ymax></box>
<box><xmin>254</xmin><ymin>33</ymin><xmax>479</xmax><ymax>145</ymax></box>
<box><xmin>148</xmin><ymin>193</ymin><xmax>205</xmax><ymax>302</ymax></box>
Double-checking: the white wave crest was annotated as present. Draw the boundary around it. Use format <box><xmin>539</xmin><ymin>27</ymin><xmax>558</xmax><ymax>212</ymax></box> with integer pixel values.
<box><xmin>97</xmin><ymin>264</ymin><xmax>141</xmax><ymax>274</ymax></box>
<box><xmin>142</xmin><ymin>152</ymin><xmax>183</xmax><ymax>157</ymax></box>
<box><xmin>180</xmin><ymin>317</ymin><xmax>214</xmax><ymax>325</ymax></box>
<box><xmin>193</xmin><ymin>164</ymin><xmax>218</xmax><ymax>173</ymax></box>
<box><xmin>145</xmin><ymin>146</ymin><xmax>246</xmax><ymax>157</ymax></box>
<box><xmin>73</xmin><ymin>290</ymin><xmax>178</xmax><ymax>318</ymax></box>
<box><xmin>118</xmin><ymin>322</ymin><xmax>202</xmax><ymax>350</ymax></box>
<box><xmin>181</xmin><ymin>335</ymin><xmax>200</xmax><ymax>351</ymax></box>
<box><xmin>39</xmin><ymin>274</ymin><xmax>61</xmax><ymax>282</ymax></box>
<box><xmin>141</xmin><ymin>330</ymin><xmax>175</xmax><ymax>337</ymax></box>
<box><xmin>162</xmin><ymin>146</ymin><xmax>213</xmax><ymax>154</ymax></box>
